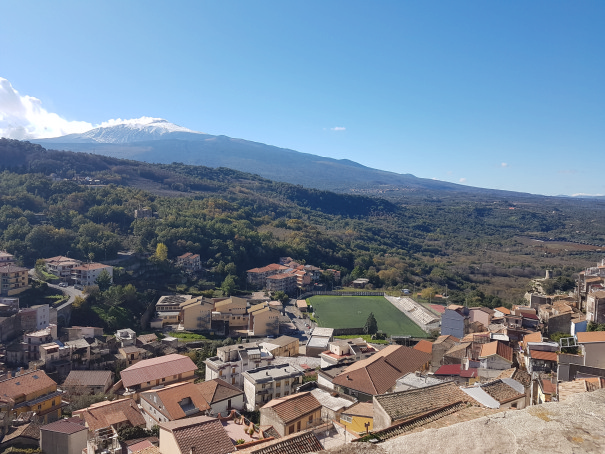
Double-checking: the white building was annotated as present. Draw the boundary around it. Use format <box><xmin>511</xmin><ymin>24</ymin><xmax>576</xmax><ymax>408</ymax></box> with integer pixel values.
<box><xmin>204</xmin><ymin>343</ymin><xmax>273</xmax><ymax>388</ymax></box>
<box><xmin>71</xmin><ymin>263</ymin><xmax>113</xmax><ymax>287</ymax></box>
<box><xmin>242</xmin><ymin>364</ymin><xmax>304</xmax><ymax>411</ymax></box>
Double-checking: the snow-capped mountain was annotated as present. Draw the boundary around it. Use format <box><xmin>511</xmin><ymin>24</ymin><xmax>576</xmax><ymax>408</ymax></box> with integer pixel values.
<box><xmin>38</xmin><ymin>118</ymin><xmax>206</xmax><ymax>144</ymax></box>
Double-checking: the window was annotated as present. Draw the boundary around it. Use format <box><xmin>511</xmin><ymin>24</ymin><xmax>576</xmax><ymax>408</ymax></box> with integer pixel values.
<box><xmin>297</xmin><ymin>421</ymin><xmax>301</xmax><ymax>431</ymax></box>
<box><xmin>162</xmin><ymin>378</ymin><xmax>165</xmax><ymax>382</ymax></box>
<box><xmin>276</xmin><ymin>382</ymin><xmax>281</xmax><ymax>387</ymax></box>
<box><xmin>232</xmin><ymin>367</ymin><xmax>236</xmax><ymax>374</ymax></box>
<box><xmin>276</xmin><ymin>392</ymin><xmax>280</xmax><ymax>398</ymax></box>
<box><xmin>288</xmin><ymin>425</ymin><xmax>295</xmax><ymax>435</ymax></box>
<box><xmin>309</xmin><ymin>415</ymin><xmax>313</xmax><ymax>423</ymax></box>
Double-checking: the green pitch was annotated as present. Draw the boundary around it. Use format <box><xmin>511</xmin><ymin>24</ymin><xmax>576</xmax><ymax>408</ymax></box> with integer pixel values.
<box><xmin>308</xmin><ymin>295</ymin><xmax>426</xmax><ymax>337</ymax></box>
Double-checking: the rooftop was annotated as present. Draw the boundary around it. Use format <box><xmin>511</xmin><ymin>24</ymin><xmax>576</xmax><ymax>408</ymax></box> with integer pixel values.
<box><xmin>479</xmin><ymin>341</ymin><xmax>513</xmax><ymax>363</ymax></box>
<box><xmin>413</xmin><ymin>340</ymin><xmax>433</xmax><ymax>354</ymax></box>
<box><xmin>63</xmin><ymin>370</ymin><xmax>112</xmax><ymax>388</ymax></box>
<box><xmin>332</xmin><ymin>345</ymin><xmax>431</xmax><ymax>396</ymax></box>
<box><xmin>244</xmin><ymin>364</ymin><xmax>303</xmax><ymax>383</ymax></box>
<box><xmin>141</xmin><ymin>382</ymin><xmax>211</xmax><ymax>419</ymax></box>
<box><xmin>341</xmin><ymin>401</ymin><xmax>373</xmax><ymax>418</ymax></box>
<box><xmin>0</xmin><ymin>370</ymin><xmax>56</xmax><ymax>399</ymax></box>
<box><xmin>374</xmin><ymin>381</ymin><xmax>477</xmax><ymax>422</ymax></box>
<box><xmin>196</xmin><ymin>378</ymin><xmax>244</xmax><ymax>405</ymax></box>
<box><xmin>159</xmin><ymin>415</ymin><xmax>234</xmax><ymax>454</ymax></box>
<box><xmin>73</xmin><ymin>398</ymin><xmax>145</xmax><ymax>432</ymax></box>
<box><xmin>120</xmin><ymin>354</ymin><xmax>197</xmax><ymax>388</ymax></box>
<box><xmin>262</xmin><ymin>392</ymin><xmax>322</xmax><ymax>424</ymax></box>
<box><xmin>237</xmin><ymin>429</ymin><xmax>324</xmax><ymax>454</ymax></box>
<box><xmin>40</xmin><ymin>419</ymin><xmax>86</xmax><ymax>435</ymax></box>
<box><xmin>577</xmin><ymin>331</ymin><xmax>605</xmax><ymax>343</ymax></box>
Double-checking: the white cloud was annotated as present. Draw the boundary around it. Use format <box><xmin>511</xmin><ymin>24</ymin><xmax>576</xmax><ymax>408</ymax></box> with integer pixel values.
<box><xmin>0</xmin><ymin>77</ymin><xmax>165</xmax><ymax>140</ymax></box>
<box><xmin>501</xmin><ymin>162</ymin><xmax>508</xmax><ymax>167</ymax></box>
<box><xmin>330</xmin><ymin>126</ymin><xmax>346</xmax><ymax>131</ymax></box>
<box><xmin>459</xmin><ymin>178</ymin><xmax>467</xmax><ymax>183</ymax></box>
<box><xmin>0</xmin><ymin>77</ymin><xmax>94</xmax><ymax>139</ymax></box>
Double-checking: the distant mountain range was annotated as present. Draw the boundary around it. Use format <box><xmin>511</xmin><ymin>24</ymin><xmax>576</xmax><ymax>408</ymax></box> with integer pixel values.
<box><xmin>34</xmin><ymin>118</ymin><xmax>521</xmax><ymax>196</ymax></box>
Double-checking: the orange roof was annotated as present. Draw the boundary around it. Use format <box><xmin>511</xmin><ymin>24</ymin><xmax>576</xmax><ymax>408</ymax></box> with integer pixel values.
<box><xmin>72</xmin><ymin>262</ymin><xmax>111</xmax><ymax>271</ymax></box>
<box><xmin>479</xmin><ymin>341</ymin><xmax>513</xmax><ymax>363</ymax></box>
<box><xmin>0</xmin><ymin>370</ymin><xmax>57</xmax><ymax>399</ymax></box>
<box><xmin>140</xmin><ymin>382</ymin><xmax>210</xmax><ymax>420</ymax></box>
<box><xmin>120</xmin><ymin>354</ymin><xmax>197</xmax><ymax>388</ymax></box>
<box><xmin>413</xmin><ymin>340</ymin><xmax>433</xmax><ymax>354</ymax></box>
<box><xmin>74</xmin><ymin>398</ymin><xmax>145</xmax><ymax>432</ymax></box>
<box><xmin>529</xmin><ymin>350</ymin><xmax>558</xmax><ymax>362</ymax></box>
<box><xmin>522</xmin><ymin>332</ymin><xmax>542</xmax><ymax>345</ymax></box>
<box><xmin>495</xmin><ymin>307</ymin><xmax>511</xmax><ymax>315</ymax></box>
<box><xmin>332</xmin><ymin>345</ymin><xmax>431</xmax><ymax>395</ymax></box>
<box><xmin>540</xmin><ymin>379</ymin><xmax>557</xmax><ymax>395</ymax></box>
<box><xmin>577</xmin><ymin>331</ymin><xmax>605</xmax><ymax>343</ymax></box>
<box><xmin>261</xmin><ymin>392</ymin><xmax>321</xmax><ymax>424</ymax></box>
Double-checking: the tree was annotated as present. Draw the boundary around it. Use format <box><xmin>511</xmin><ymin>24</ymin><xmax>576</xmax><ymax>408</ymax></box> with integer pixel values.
<box><xmin>221</xmin><ymin>275</ymin><xmax>236</xmax><ymax>296</ymax></box>
<box><xmin>421</xmin><ymin>287</ymin><xmax>437</xmax><ymax>302</ymax></box>
<box><xmin>272</xmin><ymin>291</ymin><xmax>289</xmax><ymax>304</ymax></box>
<box><xmin>95</xmin><ymin>269</ymin><xmax>112</xmax><ymax>292</ymax></box>
<box><xmin>154</xmin><ymin>243</ymin><xmax>168</xmax><ymax>262</ymax></box>
<box><xmin>364</xmin><ymin>312</ymin><xmax>378</xmax><ymax>335</ymax></box>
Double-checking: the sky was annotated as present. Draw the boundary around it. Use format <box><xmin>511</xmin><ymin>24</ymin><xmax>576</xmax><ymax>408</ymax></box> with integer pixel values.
<box><xmin>1</xmin><ymin>1</ymin><xmax>604</xmax><ymax>196</ymax></box>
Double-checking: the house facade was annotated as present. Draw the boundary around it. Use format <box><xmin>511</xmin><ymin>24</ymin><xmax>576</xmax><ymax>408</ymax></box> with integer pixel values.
<box><xmin>242</xmin><ymin>364</ymin><xmax>304</xmax><ymax>411</ymax></box>
<box><xmin>0</xmin><ymin>264</ymin><xmax>30</xmax><ymax>296</ymax></box>
<box><xmin>205</xmin><ymin>343</ymin><xmax>273</xmax><ymax>388</ymax></box>
<box><xmin>441</xmin><ymin>305</ymin><xmax>470</xmax><ymax>339</ymax></box>
<box><xmin>71</xmin><ymin>263</ymin><xmax>113</xmax><ymax>287</ymax></box>
<box><xmin>260</xmin><ymin>392</ymin><xmax>322</xmax><ymax>436</ymax></box>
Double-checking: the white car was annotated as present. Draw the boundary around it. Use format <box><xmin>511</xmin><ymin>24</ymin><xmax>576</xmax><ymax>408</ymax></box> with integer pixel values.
<box><xmin>58</xmin><ymin>282</ymin><xmax>68</xmax><ymax>287</ymax></box>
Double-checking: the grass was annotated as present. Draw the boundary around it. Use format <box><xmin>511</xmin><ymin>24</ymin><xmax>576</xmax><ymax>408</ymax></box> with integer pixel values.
<box><xmin>308</xmin><ymin>295</ymin><xmax>426</xmax><ymax>337</ymax></box>
<box><xmin>334</xmin><ymin>334</ymin><xmax>389</xmax><ymax>344</ymax></box>
<box><xmin>168</xmin><ymin>331</ymin><xmax>207</xmax><ymax>341</ymax></box>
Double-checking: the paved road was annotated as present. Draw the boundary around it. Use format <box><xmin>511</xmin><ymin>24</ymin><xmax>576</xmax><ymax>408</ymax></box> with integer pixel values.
<box><xmin>28</xmin><ymin>268</ymin><xmax>83</xmax><ymax>310</ymax></box>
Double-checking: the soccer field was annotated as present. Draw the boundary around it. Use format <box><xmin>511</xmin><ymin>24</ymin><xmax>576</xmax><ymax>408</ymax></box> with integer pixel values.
<box><xmin>308</xmin><ymin>295</ymin><xmax>426</xmax><ymax>337</ymax></box>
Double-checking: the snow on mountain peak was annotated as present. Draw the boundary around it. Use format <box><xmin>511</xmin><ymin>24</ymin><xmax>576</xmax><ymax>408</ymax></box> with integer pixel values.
<box><xmin>77</xmin><ymin>117</ymin><xmax>204</xmax><ymax>143</ymax></box>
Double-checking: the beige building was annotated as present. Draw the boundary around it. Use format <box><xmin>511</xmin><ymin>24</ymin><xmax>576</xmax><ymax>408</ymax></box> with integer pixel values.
<box><xmin>44</xmin><ymin>256</ymin><xmax>82</xmax><ymax>282</ymax></box>
<box><xmin>204</xmin><ymin>342</ymin><xmax>273</xmax><ymax>388</ymax></box>
<box><xmin>260</xmin><ymin>336</ymin><xmax>299</xmax><ymax>357</ymax></box>
<box><xmin>248</xmin><ymin>304</ymin><xmax>280</xmax><ymax>337</ymax></box>
<box><xmin>577</xmin><ymin>331</ymin><xmax>605</xmax><ymax>368</ymax></box>
<box><xmin>213</xmin><ymin>296</ymin><xmax>249</xmax><ymax>332</ymax></box>
<box><xmin>0</xmin><ymin>264</ymin><xmax>30</xmax><ymax>296</ymax></box>
<box><xmin>175</xmin><ymin>252</ymin><xmax>201</xmax><ymax>272</ymax></box>
<box><xmin>119</xmin><ymin>354</ymin><xmax>198</xmax><ymax>398</ymax></box>
<box><xmin>260</xmin><ymin>392</ymin><xmax>322</xmax><ymax>436</ymax></box>
<box><xmin>179</xmin><ymin>296</ymin><xmax>213</xmax><ymax>331</ymax></box>
<box><xmin>40</xmin><ymin>419</ymin><xmax>88</xmax><ymax>454</ymax></box>
<box><xmin>265</xmin><ymin>273</ymin><xmax>297</xmax><ymax>294</ymax></box>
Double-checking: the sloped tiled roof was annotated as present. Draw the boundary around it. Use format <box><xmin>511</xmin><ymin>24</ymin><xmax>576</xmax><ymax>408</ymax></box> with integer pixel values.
<box><xmin>63</xmin><ymin>370</ymin><xmax>112</xmax><ymax>388</ymax></box>
<box><xmin>237</xmin><ymin>430</ymin><xmax>324</xmax><ymax>454</ymax></box>
<box><xmin>341</xmin><ymin>402</ymin><xmax>374</xmax><ymax>418</ymax></box>
<box><xmin>332</xmin><ymin>345</ymin><xmax>430</xmax><ymax>396</ymax></box>
<box><xmin>434</xmin><ymin>335</ymin><xmax>460</xmax><ymax>344</ymax></box>
<box><xmin>443</xmin><ymin>342</ymin><xmax>471</xmax><ymax>359</ymax></box>
<box><xmin>159</xmin><ymin>415</ymin><xmax>234</xmax><ymax>454</ymax></box>
<box><xmin>522</xmin><ymin>332</ymin><xmax>543</xmax><ymax>345</ymax></box>
<box><xmin>1</xmin><ymin>422</ymin><xmax>41</xmax><ymax>443</ymax></box>
<box><xmin>137</xmin><ymin>333</ymin><xmax>159</xmax><ymax>345</ymax></box>
<box><xmin>413</xmin><ymin>340</ymin><xmax>433</xmax><ymax>354</ymax></box>
<box><xmin>40</xmin><ymin>419</ymin><xmax>86</xmax><ymax>435</ymax></box>
<box><xmin>497</xmin><ymin>368</ymin><xmax>531</xmax><ymax>388</ymax></box>
<box><xmin>374</xmin><ymin>381</ymin><xmax>478</xmax><ymax>422</ymax></box>
<box><xmin>74</xmin><ymin>398</ymin><xmax>145</xmax><ymax>432</ymax></box>
<box><xmin>481</xmin><ymin>380</ymin><xmax>525</xmax><ymax>404</ymax></box>
<box><xmin>577</xmin><ymin>331</ymin><xmax>605</xmax><ymax>343</ymax></box>
<box><xmin>0</xmin><ymin>370</ymin><xmax>56</xmax><ymax>400</ymax></box>
<box><xmin>262</xmin><ymin>392</ymin><xmax>321</xmax><ymax>424</ymax></box>
<box><xmin>120</xmin><ymin>354</ymin><xmax>197</xmax><ymax>388</ymax></box>
<box><xmin>495</xmin><ymin>307</ymin><xmax>511</xmax><ymax>315</ymax></box>
<box><xmin>196</xmin><ymin>378</ymin><xmax>244</xmax><ymax>404</ymax></box>
<box><xmin>540</xmin><ymin>379</ymin><xmax>557</xmax><ymax>395</ymax></box>
<box><xmin>434</xmin><ymin>364</ymin><xmax>463</xmax><ymax>376</ymax></box>
<box><xmin>141</xmin><ymin>382</ymin><xmax>210</xmax><ymax>420</ymax></box>
<box><xmin>479</xmin><ymin>341</ymin><xmax>513</xmax><ymax>363</ymax></box>
<box><xmin>529</xmin><ymin>349</ymin><xmax>558</xmax><ymax>362</ymax></box>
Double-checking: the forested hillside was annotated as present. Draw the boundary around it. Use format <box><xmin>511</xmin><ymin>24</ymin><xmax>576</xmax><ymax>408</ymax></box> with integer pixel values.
<box><xmin>1</xmin><ymin>138</ymin><xmax>604</xmax><ymax>306</ymax></box>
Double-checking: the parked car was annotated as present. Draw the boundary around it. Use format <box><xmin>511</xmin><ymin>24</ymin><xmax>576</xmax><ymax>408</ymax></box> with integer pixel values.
<box><xmin>58</xmin><ymin>282</ymin><xmax>68</xmax><ymax>287</ymax></box>
<box><xmin>74</xmin><ymin>284</ymin><xmax>84</xmax><ymax>290</ymax></box>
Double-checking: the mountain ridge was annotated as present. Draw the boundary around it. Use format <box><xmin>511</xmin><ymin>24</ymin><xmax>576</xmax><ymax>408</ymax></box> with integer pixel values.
<box><xmin>33</xmin><ymin>119</ymin><xmax>525</xmax><ymax>197</ymax></box>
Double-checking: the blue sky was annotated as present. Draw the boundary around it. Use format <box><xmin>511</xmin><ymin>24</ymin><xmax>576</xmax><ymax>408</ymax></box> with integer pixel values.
<box><xmin>1</xmin><ymin>1</ymin><xmax>604</xmax><ymax>196</ymax></box>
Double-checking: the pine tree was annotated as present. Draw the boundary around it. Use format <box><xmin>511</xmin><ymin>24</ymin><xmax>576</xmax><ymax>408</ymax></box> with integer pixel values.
<box><xmin>364</xmin><ymin>312</ymin><xmax>378</xmax><ymax>335</ymax></box>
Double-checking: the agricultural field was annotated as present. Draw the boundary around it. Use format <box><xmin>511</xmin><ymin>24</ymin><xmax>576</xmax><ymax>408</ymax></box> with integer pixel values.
<box><xmin>308</xmin><ymin>295</ymin><xmax>426</xmax><ymax>338</ymax></box>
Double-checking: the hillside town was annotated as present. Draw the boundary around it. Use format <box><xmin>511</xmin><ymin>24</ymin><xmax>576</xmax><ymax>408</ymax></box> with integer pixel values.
<box><xmin>1</xmin><ymin>250</ymin><xmax>605</xmax><ymax>454</ymax></box>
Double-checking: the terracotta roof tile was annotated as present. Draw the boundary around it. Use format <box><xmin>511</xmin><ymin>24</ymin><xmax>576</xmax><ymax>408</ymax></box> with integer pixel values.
<box><xmin>540</xmin><ymin>379</ymin><xmax>557</xmax><ymax>395</ymax></box>
<box><xmin>196</xmin><ymin>378</ymin><xmax>244</xmax><ymax>405</ymax></box>
<box><xmin>495</xmin><ymin>307</ymin><xmax>511</xmax><ymax>315</ymax></box>
<box><xmin>261</xmin><ymin>392</ymin><xmax>321</xmax><ymax>424</ymax></box>
<box><xmin>0</xmin><ymin>370</ymin><xmax>57</xmax><ymax>400</ymax></box>
<box><xmin>479</xmin><ymin>341</ymin><xmax>513</xmax><ymax>363</ymax></box>
<box><xmin>237</xmin><ymin>430</ymin><xmax>324</xmax><ymax>454</ymax></box>
<box><xmin>341</xmin><ymin>402</ymin><xmax>374</xmax><ymax>418</ymax></box>
<box><xmin>522</xmin><ymin>332</ymin><xmax>542</xmax><ymax>345</ymax></box>
<box><xmin>497</xmin><ymin>368</ymin><xmax>531</xmax><ymax>388</ymax></box>
<box><xmin>413</xmin><ymin>340</ymin><xmax>433</xmax><ymax>354</ymax></box>
<box><xmin>141</xmin><ymin>382</ymin><xmax>210</xmax><ymax>420</ymax></box>
<box><xmin>63</xmin><ymin>370</ymin><xmax>112</xmax><ymax>388</ymax></box>
<box><xmin>40</xmin><ymin>419</ymin><xmax>87</xmax><ymax>435</ymax></box>
<box><xmin>332</xmin><ymin>345</ymin><xmax>431</xmax><ymax>396</ymax></box>
<box><xmin>443</xmin><ymin>342</ymin><xmax>471</xmax><ymax>359</ymax></box>
<box><xmin>480</xmin><ymin>380</ymin><xmax>525</xmax><ymax>404</ymax></box>
<box><xmin>74</xmin><ymin>398</ymin><xmax>145</xmax><ymax>432</ymax></box>
<box><xmin>120</xmin><ymin>354</ymin><xmax>197</xmax><ymax>388</ymax></box>
<box><xmin>529</xmin><ymin>350</ymin><xmax>558</xmax><ymax>362</ymax></box>
<box><xmin>374</xmin><ymin>382</ymin><xmax>478</xmax><ymax>422</ymax></box>
<box><xmin>577</xmin><ymin>331</ymin><xmax>605</xmax><ymax>343</ymax></box>
<box><xmin>159</xmin><ymin>415</ymin><xmax>234</xmax><ymax>454</ymax></box>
